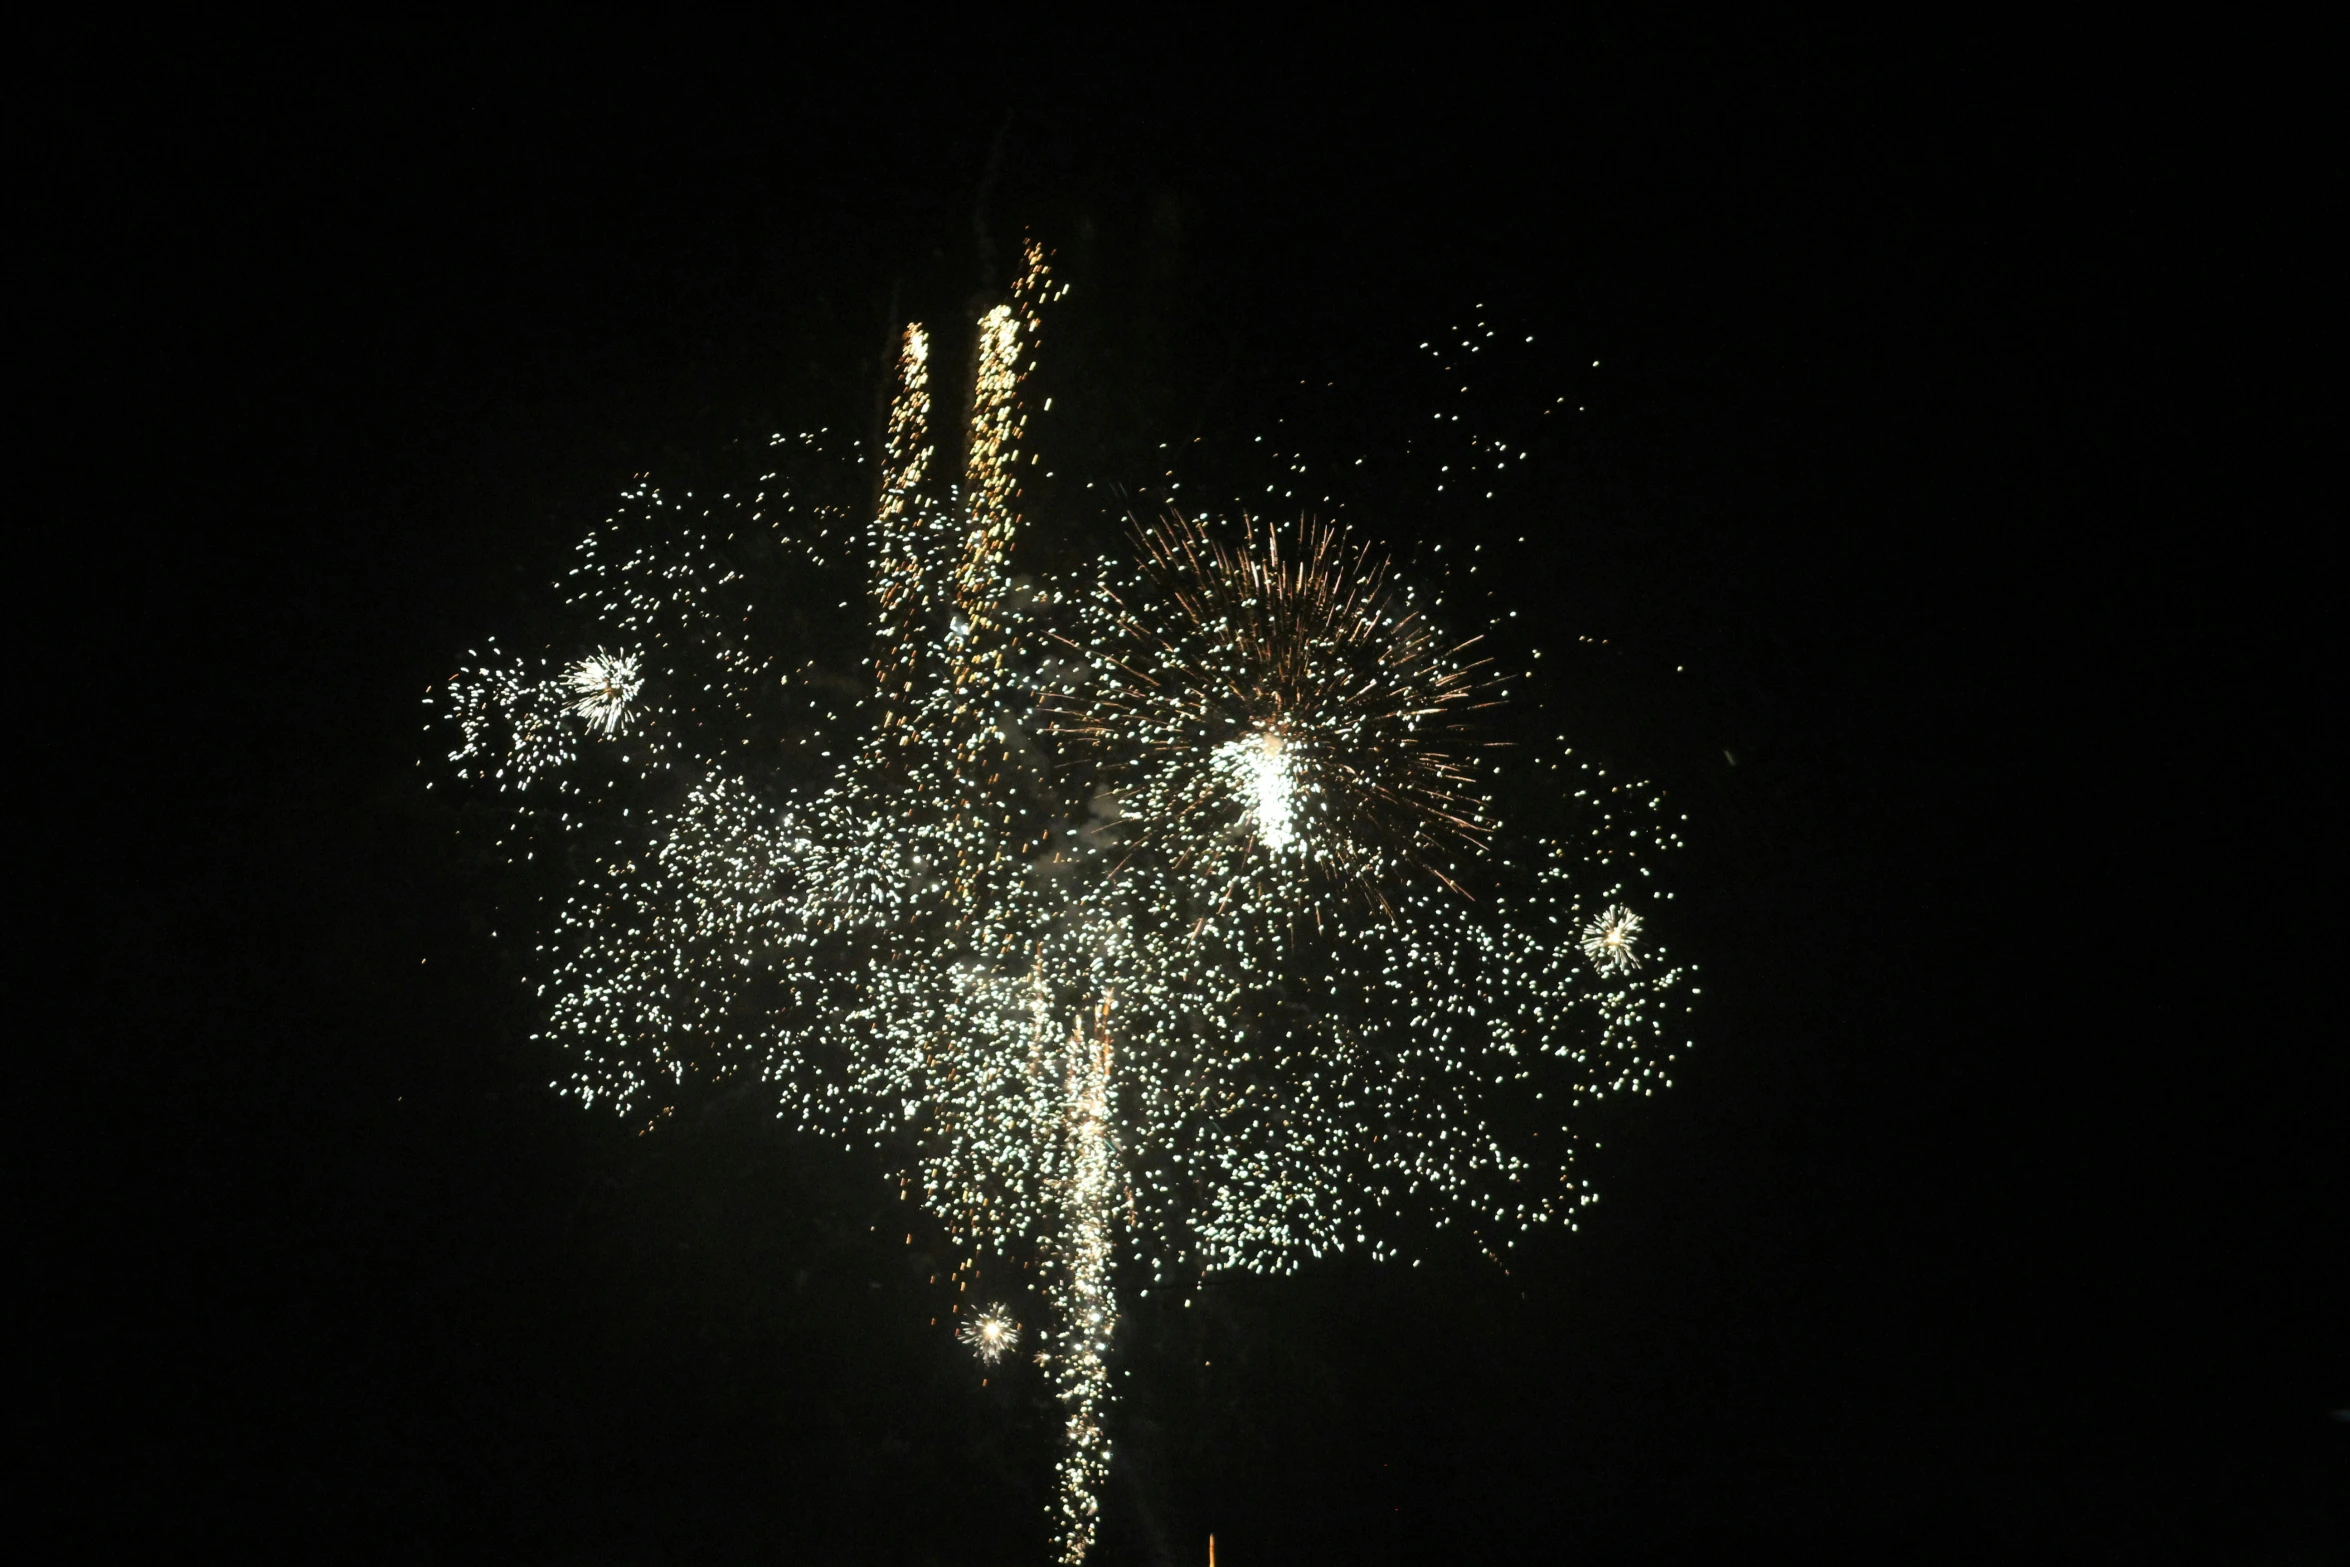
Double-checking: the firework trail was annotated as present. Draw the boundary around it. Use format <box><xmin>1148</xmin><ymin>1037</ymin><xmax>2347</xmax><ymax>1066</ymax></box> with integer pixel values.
<box><xmin>426</xmin><ymin>240</ymin><xmax>1692</xmax><ymax>1560</ymax></box>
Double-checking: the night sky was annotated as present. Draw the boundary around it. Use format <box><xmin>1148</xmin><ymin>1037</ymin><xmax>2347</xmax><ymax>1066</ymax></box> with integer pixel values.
<box><xmin>45</xmin><ymin>34</ymin><xmax>2340</xmax><ymax>1564</ymax></box>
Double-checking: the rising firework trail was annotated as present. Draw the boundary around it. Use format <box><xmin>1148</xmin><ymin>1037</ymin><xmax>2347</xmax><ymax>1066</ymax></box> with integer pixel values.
<box><xmin>426</xmin><ymin>240</ymin><xmax>1694</xmax><ymax>1560</ymax></box>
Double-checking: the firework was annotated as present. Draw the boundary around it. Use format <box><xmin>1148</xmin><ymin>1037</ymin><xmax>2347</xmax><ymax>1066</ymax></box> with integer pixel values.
<box><xmin>1043</xmin><ymin>995</ymin><xmax>1118</xmax><ymax>1560</ymax></box>
<box><xmin>566</xmin><ymin>649</ymin><xmax>643</xmax><ymax>736</ymax></box>
<box><xmin>425</xmin><ymin>238</ymin><xmax>1693</xmax><ymax>1560</ymax></box>
<box><xmin>1212</xmin><ymin>729</ymin><xmax>1303</xmax><ymax>853</ymax></box>
<box><xmin>1581</xmin><ymin>904</ymin><xmax>1643</xmax><ymax>974</ymax></box>
<box><xmin>958</xmin><ymin>1304</ymin><xmax>1023</xmax><ymax>1365</ymax></box>
<box><xmin>1050</xmin><ymin>513</ymin><xmax>1497</xmax><ymax>903</ymax></box>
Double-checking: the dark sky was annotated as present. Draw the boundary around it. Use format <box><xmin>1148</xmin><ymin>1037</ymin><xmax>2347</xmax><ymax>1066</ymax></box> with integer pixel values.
<box><xmin>42</xmin><ymin>31</ymin><xmax>2340</xmax><ymax>1565</ymax></box>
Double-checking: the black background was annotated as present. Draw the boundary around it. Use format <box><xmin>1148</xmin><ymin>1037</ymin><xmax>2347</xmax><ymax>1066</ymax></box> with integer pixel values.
<box><xmin>37</xmin><ymin>28</ymin><xmax>2342</xmax><ymax>1564</ymax></box>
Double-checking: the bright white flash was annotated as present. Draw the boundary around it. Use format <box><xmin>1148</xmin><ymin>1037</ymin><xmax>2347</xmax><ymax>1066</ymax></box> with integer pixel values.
<box><xmin>1214</xmin><ymin>729</ymin><xmax>1301</xmax><ymax>852</ymax></box>
<box><xmin>567</xmin><ymin>649</ymin><xmax>643</xmax><ymax>737</ymax></box>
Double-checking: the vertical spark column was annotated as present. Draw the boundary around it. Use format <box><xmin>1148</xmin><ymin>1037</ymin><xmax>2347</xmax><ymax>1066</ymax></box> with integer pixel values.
<box><xmin>950</xmin><ymin>239</ymin><xmax>1052</xmax><ymax>685</ymax></box>
<box><xmin>1046</xmin><ymin>993</ymin><xmax>1119</xmax><ymax>1564</ymax></box>
<box><xmin>872</xmin><ymin>325</ymin><xmax>934</xmax><ymax>713</ymax></box>
<box><xmin>933</xmin><ymin>241</ymin><xmax>1054</xmax><ymax>903</ymax></box>
<box><xmin>956</xmin><ymin>300</ymin><xmax>1021</xmax><ymax>652</ymax></box>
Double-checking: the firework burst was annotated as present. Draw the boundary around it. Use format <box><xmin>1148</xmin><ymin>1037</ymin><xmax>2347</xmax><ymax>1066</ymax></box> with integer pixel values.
<box><xmin>1051</xmin><ymin>514</ymin><xmax>1497</xmax><ymax>903</ymax></box>
<box><xmin>424</xmin><ymin>238</ymin><xmax>1694</xmax><ymax>1560</ymax></box>
<box><xmin>1582</xmin><ymin>903</ymin><xmax>1644</xmax><ymax>974</ymax></box>
<box><xmin>958</xmin><ymin>1304</ymin><xmax>1023</xmax><ymax>1365</ymax></box>
<box><xmin>566</xmin><ymin>649</ymin><xmax>643</xmax><ymax>736</ymax></box>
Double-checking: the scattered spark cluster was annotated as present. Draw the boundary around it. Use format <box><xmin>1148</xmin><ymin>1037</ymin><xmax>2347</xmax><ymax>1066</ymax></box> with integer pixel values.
<box><xmin>426</xmin><ymin>241</ymin><xmax>1693</xmax><ymax>1561</ymax></box>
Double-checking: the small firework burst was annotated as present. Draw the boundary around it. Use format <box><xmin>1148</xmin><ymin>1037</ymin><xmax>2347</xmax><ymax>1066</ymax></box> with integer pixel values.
<box><xmin>567</xmin><ymin>649</ymin><xmax>644</xmax><ymax>736</ymax></box>
<box><xmin>958</xmin><ymin>1305</ymin><xmax>1021</xmax><ymax>1365</ymax></box>
<box><xmin>1053</xmin><ymin>513</ymin><xmax>1496</xmax><ymax>899</ymax></box>
<box><xmin>1582</xmin><ymin>904</ymin><xmax>1643</xmax><ymax>974</ymax></box>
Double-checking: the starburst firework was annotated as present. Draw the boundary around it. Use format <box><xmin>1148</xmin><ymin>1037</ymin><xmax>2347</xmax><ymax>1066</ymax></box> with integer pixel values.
<box><xmin>425</xmin><ymin>239</ymin><xmax>1694</xmax><ymax>1561</ymax></box>
<box><xmin>566</xmin><ymin>649</ymin><xmax>643</xmax><ymax>736</ymax></box>
<box><xmin>1582</xmin><ymin>904</ymin><xmax>1643</xmax><ymax>974</ymax></box>
<box><xmin>1052</xmin><ymin>513</ymin><xmax>1495</xmax><ymax>902</ymax></box>
<box><xmin>958</xmin><ymin>1304</ymin><xmax>1022</xmax><ymax>1365</ymax></box>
